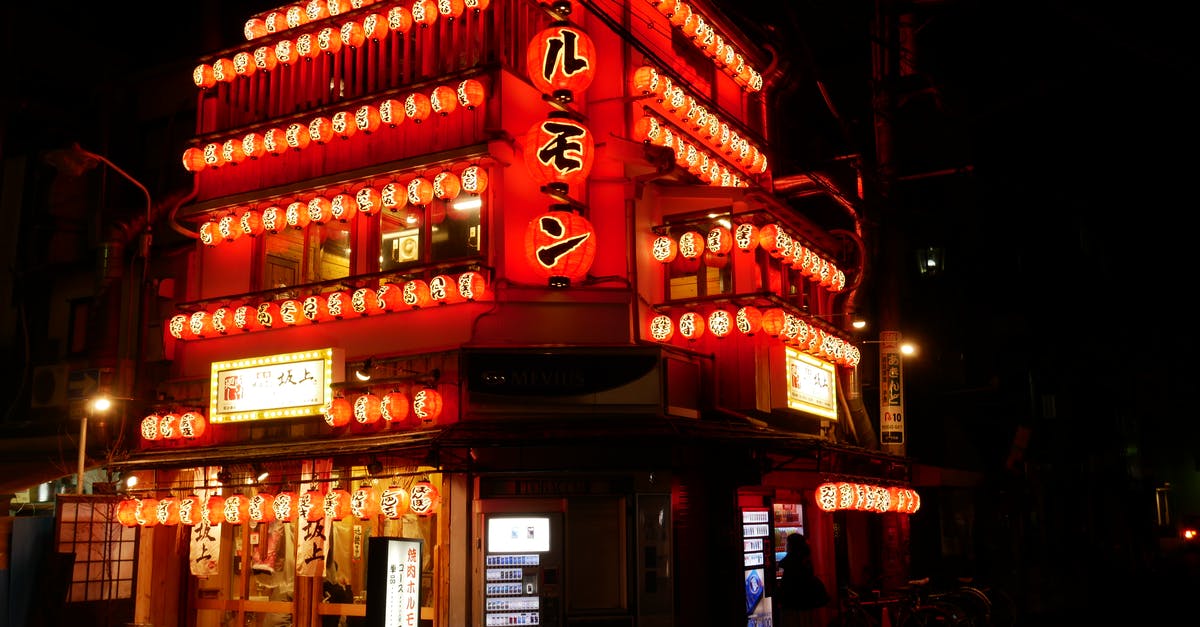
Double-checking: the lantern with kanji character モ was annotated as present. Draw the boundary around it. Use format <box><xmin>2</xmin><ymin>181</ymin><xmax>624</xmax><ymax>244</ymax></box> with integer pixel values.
<box><xmin>524</xmin><ymin>115</ymin><xmax>595</xmax><ymax>192</ymax></box>
<box><xmin>525</xmin><ymin>210</ymin><xmax>595</xmax><ymax>288</ymax></box>
<box><xmin>526</xmin><ymin>24</ymin><xmax>596</xmax><ymax>101</ymax></box>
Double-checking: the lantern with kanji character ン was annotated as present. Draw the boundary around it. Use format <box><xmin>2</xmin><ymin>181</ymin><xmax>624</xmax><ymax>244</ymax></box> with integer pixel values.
<box><xmin>408</xmin><ymin>481</ymin><xmax>440</xmax><ymax>515</ymax></box>
<box><xmin>525</xmin><ymin>210</ymin><xmax>595</xmax><ymax>288</ymax></box>
<box><xmin>524</xmin><ymin>115</ymin><xmax>595</xmax><ymax>192</ymax></box>
<box><xmin>526</xmin><ymin>24</ymin><xmax>596</xmax><ymax>101</ymax></box>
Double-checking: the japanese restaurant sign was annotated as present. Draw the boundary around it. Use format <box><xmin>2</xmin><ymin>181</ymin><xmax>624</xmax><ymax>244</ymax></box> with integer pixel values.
<box><xmin>785</xmin><ymin>347</ymin><xmax>837</xmax><ymax>420</ymax></box>
<box><xmin>366</xmin><ymin>537</ymin><xmax>424</xmax><ymax>627</ymax></box>
<box><xmin>209</xmin><ymin>348</ymin><xmax>343</xmax><ymax>423</ymax></box>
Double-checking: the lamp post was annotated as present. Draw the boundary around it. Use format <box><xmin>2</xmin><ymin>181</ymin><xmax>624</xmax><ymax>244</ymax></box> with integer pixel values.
<box><xmin>78</xmin><ymin>396</ymin><xmax>113</xmax><ymax>495</ymax></box>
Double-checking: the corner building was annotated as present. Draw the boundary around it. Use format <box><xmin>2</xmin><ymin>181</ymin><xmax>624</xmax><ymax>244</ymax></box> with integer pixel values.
<box><xmin>114</xmin><ymin>1</ymin><xmax>917</xmax><ymax>625</ymax></box>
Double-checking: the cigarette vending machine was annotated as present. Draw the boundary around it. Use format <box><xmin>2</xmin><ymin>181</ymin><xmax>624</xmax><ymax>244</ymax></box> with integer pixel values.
<box><xmin>482</xmin><ymin>513</ymin><xmax>562</xmax><ymax>626</ymax></box>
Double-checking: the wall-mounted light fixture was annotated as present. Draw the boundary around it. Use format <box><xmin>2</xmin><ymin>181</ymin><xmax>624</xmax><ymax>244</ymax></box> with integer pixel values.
<box><xmin>355</xmin><ymin>357</ymin><xmax>374</xmax><ymax>382</ymax></box>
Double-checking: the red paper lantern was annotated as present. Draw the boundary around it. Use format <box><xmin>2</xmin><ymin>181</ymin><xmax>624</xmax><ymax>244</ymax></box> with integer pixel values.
<box><xmin>375</xmin><ymin>283</ymin><xmax>405</xmax><ymax>312</ymax></box>
<box><xmin>263</xmin><ymin>128</ymin><xmax>287</xmax><ymax>155</ymax></box>
<box><xmin>210</xmin><ymin>307</ymin><xmax>232</xmax><ymax>335</ymax></box>
<box><xmin>524</xmin><ymin>116</ymin><xmax>595</xmax><ymax>191</ymax></box>
<box><xmin>324</xmin><ymin>489</ymin><xmax>353</xmax><ymax>520</ymax></box>
<box><xmin>117</xmin><ymin>499</ymin><xmax>141</xmax><ymax>527</ymax></box>
<box><xmin>233</xmin><ymin>51</ymin><xmax>256</xmax><ymax>78</ymax></box>
<box><xmin>758</xmin><ymin>224</ymin><xmax>788</xmax><ymax>258</ymax></box>
<box><xmin>736</xmin><ymin>306</ymin><xmax>763</xmax><ymax>336</ymax></box>
<box><xmin>433</xmin><ymin>171</ymin><xmax>461</xmax><ymax>200</ymax></box>
<box><xmin>525</xmin><ymin>211</ymin><xmax>596</xmax><ymax>288</ymax></box>
<box><xmin>308</xmin><ymin>116</ymin><xmax>335</xmax><ymax>145</ymax></box>
<box><xmin>193</xmin><ymin>64</ymin><xmax>216</xmax><ymax>89</ymax></box>
<box><xmin>158</xmin><ymin>413</ymin><xmax>181</xmax><ymax>439</ymax></box>
<box><xmin>761</xmin><ymin>308</ymin><xmax>786</xmax><ymax>337</ymax></box>
<box><xmin>254</xmin><ymin>301</ymin><xmax>282</xmax><ymax>330</ymax></box>
<box><xmin>402</xmin><ymin>279</ymin><xmax>433</xmax><ymax>309</ymax></box>
<box><xmin>647</xmin><ymin>314</ymin><xmax>674</xmax><ymax>342</ymax></box>
<box><xmin>168</xmin><ymin>313</ymin><xmax>194</xmax><ymax>340</ymax></box>
<box><xmin>651</xmin><ymin>235</ymin><xmax>677</xmax><ymax>263</ymax></box>
<box><xmin>363</xmin><ymin>13</ymin><xmax>389</xmax><ymax>41</ymax></box>
<box><xmin>406</xmin><ymin>177</ymin><xmax>434</xmax><ymax>207</ymax></box>
<box><xmin>459</xmin><ymin>165</ymin><xmax>488</xmax><ymax>194</ymax></box>
<box><xmin>202</xmin><ymin>142</ymin><xmax>224</xmax><ymax>169</ymax></box>
<box><xmin>678</xmin><ymin>312</ymin><xmax>705</xmax><ymax>341</ymax></box>
<box><xmin>429</xmin><ymin>274</ymin><xmax>464</xmax><ymax>305</ymax></box>
<box><xmin>305</xmin><ymin>0</ymin><xmax>329</xmax><ymax>21</ymax></box>
<box><xmin>182</xmin><ymin>147</ymin><xmax>207</xmax><ymax>172</ymax></box>
<box><xmin>178</xmin><ymin>496</ymin><xmax>202</xmax><ymax>525</ymax></box>
<box><xmin>631</xmin><ymin>65</ymin><xmax>662</xmax><ymax>96</ymax></box>
<box><xmin>351</xmin><ymin>487</ymin><xmax>380</xmax><ymax>519</ymax></box>
<box><xmin>223</xmin><ymin>494</ymin><xmax>251</xmax><ymax>524</ymax></box>
<box><xmin>218</xmin><ymin>214</ymin><xmax>244</xmax><ymax>241</ymax></box>
<box><xmin>272</xmin><ymin>492</ymin><xmax>298</xmax><ymax>522</ymax></box>
<box><xmin>295</xmin><ymin>33</ymin><xmax>319</xmax><ymax>60</ymax></box>
<box><xmin>324</xmin><ymin>397</ymin><xmax>353</xmax><ymax>427</ymax></box>
<box><xmin>321</xmin><ymin>27</ymin><xmax>347</xmax><ymax>53</ymax></box>
<box><xmin>456</xmin><ymin>271</ymin><xmax>487</xmax><ymax>301</ymax></box>
<box><xmin>408</xmin><ymin>481</ymin><xmax>440</xmax><ymax>515</ymax></box>
<box><xmin>213</xmin><ymin>58</ymin><xmax>237</xmax><ymax>82</ymax></box>
<box><xmin>412</xmin><ymin>388</ymin><xmax>443</xmax><ymax>424</ymax></box>
<box><xmin>815</xmin><ymin>483</ymin><xmax>839</xmax><ymax>512</ymax></box>
<box><xmin>381</xmin><ymin>391</ymin><xmax>413</xmax><ymax>425</ymax></box>
<box><xmin>202</xmin><ymin>495</ymin><xmax>224</xmax><ymax>526</ymax></box>
<box><xmin>457</xmin><ymin>79</ymin><xmax>486</xmax><ymax>109</ymax></box>
<box><xmin>708</xmin><ymin>309</ymin><xmax>733</xmax><ymax>338</ymax></box>
<box><xmin>430</xmin><ymin>85</ymin><xmax>458</xmax><ymax>116</ymax></box>
<box><xmin>527</xmin><ymin>25</ymin><xmax>596</xmax><ymax>98</ymax></box>
<box><xmin>437</xmin><ymin>0</ymin><xmax>465</xmax><ymax>19</ymax></box>
<box><xmin>351</xmin><ymin>287</ymin><xmax>385</xmax><ymax>316</ymax></box>
<box><xmin>340</xmin><ymin>21</ymin><xmax>366</xmax><ymax>47</ymax></box>
<box><xmin>381</xmin><ymin>181</ymin><xmax>408</xmax><ymax>211</ymax></box>
<box><xmin>302</xmin><ymin>294</ymin><xmax>333</xmax><ymax>323</ymax></box>
<box><xmin>354</xmin><ymin>393</ymin><xmax>383</xmax><ymax>424</ymax></box>
<box><xmin>388</xmin><ymin>5</ymin><xmax>414</xmax><ymax>33</ymax></box>
<box><xmin>276</xmin><ymin>298</ymin><xmax>308</xmax><ymax>326</ymax></box>
<box><xmin>412</xmin><ymin>0</ymin><xmax>438</xmax><ymax>27</ymax></box>
<box><xmin>677</xmin><ymin>231</ymin><xmax>704</xmax><ymax>260</ymax></box>
<box><xmin>380</xmin><ymin>487</ymin><xmax>409</xmax><ymax>518</ymax></box>
<box><xmin>355</xmin><ymin>104</ymin><xmax>382</xmax><ymax>134</ymax></box>
<box><xmin>356</xmin><ymin>187</ymin><xmax>382</xmax><ymax>216</ymax></box>
<box><xmin>405</xmin><ymin>92</ymin><xmax>432</xmax><ymax>123</ymax></box>
<box><xmin>157</xmin><ymin>497</ymin><xmax>181</xmax><ymax>526</ymax></box>
<box><xmin>707</xmin><ymin>226</ymin><xmax>733</xmax><ymax>256</ymax></box>
<box><xmin>240</xmin><ymin>210</ymin><xmax>264</xmax><ymax>236</ymax></box>
<box><xmin>465</xmin><ymin>0</ymin><xmax>490</xmax><ymax>10</ymax></box>
<box><xmin>308</xmin><ymin>196</ymin><xmax>333</xmax><ymax>224</ymax></box>
<box><xmin>331</xmin><ymin>111</ymin><xmax>357</xmax><ymax>140</ymax></box>
<box><xmin>261</xmin><ymin>206</ymin><xmax>284</xmax><ymax>233</ymax></box>
<box><xmin>285</xmin><ymin>122</ymin><xmax>311</xmax><ymax>150</ymax></box>
<box><xmin>379</xmin><ymin>98</ymin><xmax>406</xmax><ymax>127</ymax></box>
<box><xmin>330</xmin><ymin>193</ymin><xmax>358</xmax><ymax>222</ymax></box>
<box><xmin>325</xmin><ymin>290</ymin><xmax>353</xmax><ymax>319</ymax></box>
<box><xmin>137</xmin><ymin>498</ymin><xmax>159</xmax><ymax>526</ymax></box>
<box><xmin>180</xmin><ymin>411</ymin><xmax>207</xmax><ymax>439</ymax></box>
<box><xmin>254</xmin><ymin>46</ymin><xmax>279</xmax><ymax>72</ymax></box>
<box><xmin>233</xmin><ymin>304</ymin><xmax>264</xmax><ymax>332</ymax></box>
<box><xmin>249</xmin><ymin>493</ymin><xmax>277</xmax><ymax>522</ymax></box>
<box><xmin>140</xmin><ymin>414</ymin><xmax>160</xmax><ymax>440</ymax></box>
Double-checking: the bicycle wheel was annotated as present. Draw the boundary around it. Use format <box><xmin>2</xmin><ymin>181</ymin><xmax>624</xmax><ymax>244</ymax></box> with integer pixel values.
<box><xmin>981</xmin><ymin>586</ymin><xmax>1016</xmax><ymax>627</ymax></box>
<box><xmin>942</xmin><ymin>587</ymin><xmax>990</xmax><ymax>626</ymax></box>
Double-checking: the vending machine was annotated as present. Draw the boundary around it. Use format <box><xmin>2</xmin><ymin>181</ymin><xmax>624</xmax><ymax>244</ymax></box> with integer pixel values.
<box><xmin>742</xmin><ymin>507</ymin><xmax>773</xmax><ymax>627</ymax></box>
<box><xmin>482</xmin><ymin>513</ymin><xmax>562</xmax><ymax>626</ymax></box>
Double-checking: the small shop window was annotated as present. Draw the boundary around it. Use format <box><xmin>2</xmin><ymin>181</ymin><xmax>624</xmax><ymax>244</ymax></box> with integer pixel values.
<box><xmin>262</xmin><ymin>222</ymin><xmax>353</xmax><ymax>293</ymax></box>
<box><xmin>379</xmin><ymin>195</ymin><xmax>483</xmax><ymax>272</ymax></box>
<box><xmin>55</xmin><ymin>496</ymin><xmax>139</xmax><ymax>603</ymax></box>
<box><xmin>663</xmin><ymin>216</ymin><xmax>734</xmax><ymax>301</ymax></box>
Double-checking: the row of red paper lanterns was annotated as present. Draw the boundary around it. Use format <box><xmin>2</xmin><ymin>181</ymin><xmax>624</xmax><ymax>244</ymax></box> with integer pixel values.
<box><xmin>205</xmin><ymin>0</ymin><xmax>492</xmax><ymax>88</ymax></box>
<box><xmin>183</xmin><ymin>79</ymin><xmax>486</xmax><ymax>173</ymax></box>
<box><xmin>242</xmin><ymin>0</ymin><xmax>491</xmax><ymax>44</ymax></box>
<box><xmin>633</xmin><ymin>114</ymin><xmax>751</xmax><ymax>188</ymax></box>
<box><xmin>648</xmin><ymin>0</ymin><xmax>762</xmax><ymax>92</ymax></box>
<box><xmin>651</xmin><ymin>224</ymin><xmax>846</xmax><ymax>293</ymax></box>
<box><xmin>631</xmin><ymin>67</ymin><xmax>767</xmax><ymax>177</ymax></box>
<box><xmin>197</xmin><ymin>166</ymin><xmax>487</xmax><ymax>245</ymax></box>
<box><xmin>647</xmin><ymin>308</ymin><xmax>861</xmax><ymax>367</ymax></box>
<box><xmin>167</xmin><ymin>272</ymin><xmax>487</xmax><ymax>341</ymax></box>
<box><xmin>323</xmin><ymin>388</ymin><xmax>444</xmax><ymax>428</ymax></box>
<box><xmin>141</xmin><ymin>411</ymin><xmax>209</xmax><ymax>441</ymax></box>
<box><xmin>116</xmin><ymin>481</ymin><xmax>440</xmax><ymax>527</ymax></box>
<box><xmin>814</xmin><ymin>482</ymin><xmax>921</xmax><ymax>515</ymax></box>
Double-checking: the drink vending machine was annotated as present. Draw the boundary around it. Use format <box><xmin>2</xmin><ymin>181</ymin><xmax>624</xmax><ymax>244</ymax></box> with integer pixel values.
<box><xmin>482</xmin><ymin>514</ymin><xmax>562</xmax><ymax>626</ymax></box>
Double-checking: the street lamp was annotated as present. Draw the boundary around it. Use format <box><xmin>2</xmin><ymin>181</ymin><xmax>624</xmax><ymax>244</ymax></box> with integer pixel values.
<box><xmin>78</xmin><ymin>396</ymin><xmax>113</xmax><ymax>495</ymax></box>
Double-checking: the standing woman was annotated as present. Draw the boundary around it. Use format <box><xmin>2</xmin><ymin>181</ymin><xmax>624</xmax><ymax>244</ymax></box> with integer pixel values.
<box><xmin>777</xmin><ymin>533</ymin><xmax>826</xmax><ymax>627</ymax></box>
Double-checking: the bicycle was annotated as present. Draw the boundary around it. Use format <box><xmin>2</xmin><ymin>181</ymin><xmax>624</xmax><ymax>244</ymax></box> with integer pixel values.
<box><xmin>827</xmin><ymin>585</ymin><xmax>892</xmax><ymax>627</ymax></box>
<box><xmin>945</xmin><ymin>577</ymin><xmax>1016</xmax><ymax>627</ymax></box>
<box><xmin>890</xmin><ymin>578</ymin><xmax>974</xmax><ymax>627</ymax></box>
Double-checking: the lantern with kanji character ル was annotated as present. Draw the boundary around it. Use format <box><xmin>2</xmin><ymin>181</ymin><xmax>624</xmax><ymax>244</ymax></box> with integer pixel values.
<box><xmin>354</xmin><ymin>393</ymin><xmax>382</xmax><ymax>425</ymax></box>
<box><xmin>412</xmin><ymin>388</ymin><xmax>443</xmax><ymax>425</ymax></box>
<box><xmin>380</xmin><ymin>486</ymin><xmax>409</xmax><ymax>518</ymax></box>
<box><xmin>324</xmin><ymin>489</ymin><xmax>353</xmax><ymax>520</ymax></box>
<box><xmin>524</xmin><ymin>115</ymin><xmax>595</xmax><ymax>193</ymax></box>
<box><xmin>324</xmin><ymin>397</ymin><xmax>353</xmax><ymax>427</ymax></box>
<box><xmin>351</xmin><ymin>486</ymin><xmax>380</xmax><ymax>519</ymax></box>
<box><xmin>408</xmin><ymin>480</ymin><xmax>440</xmax><ymax>515</ymax></box>
<box><xmin>647</xmin><ymin>314</ymin><xmax>674</xmax><ymax>342</ymax></box>
<box><xmin>525</xmin><ymin>210</ymin><xmax>595</xmax><ymax>288</ymax></box>
<box><xmin>526</xmin><ymin>24</ymin><xmax>596</xmax><ymax>101</ymax></box>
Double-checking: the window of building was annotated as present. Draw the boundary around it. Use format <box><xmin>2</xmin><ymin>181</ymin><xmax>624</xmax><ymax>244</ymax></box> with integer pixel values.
<box><xmin>262</xmin><ymin>221</ymin><xmax>353</xmax><ymax>294</ymax></box>
<box><xmin>56</xmin><ymin>496</ymin><xmax>139</xmax><ymax>603</ymax></box>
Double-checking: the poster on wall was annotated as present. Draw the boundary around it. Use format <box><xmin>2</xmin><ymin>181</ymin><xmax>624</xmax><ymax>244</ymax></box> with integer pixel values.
<box><xmin>742</xmin><ymin>507</ymin><xmax>773</xmax><ymax>627</ymax></box>
<box><xmin>366</xmin><ymin>536</ymin><xmax>424</xmax><ymax>627</ymax></box>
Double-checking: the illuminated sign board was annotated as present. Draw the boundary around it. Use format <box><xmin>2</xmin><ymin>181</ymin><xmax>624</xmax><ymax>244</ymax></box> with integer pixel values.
<box><xmin>785</xmin><ymin>347</ymin><xmax>837</xmax><ymax>420</ymax></box>
<box><xmin>209</xmin><ymin>348</ymin><xmax>343</xmax><ymax>423</ymax></box>
<box><xmin>366</xmin><ymin>536</ymin><xmax>423</xmax><ymax>627</ymax></box>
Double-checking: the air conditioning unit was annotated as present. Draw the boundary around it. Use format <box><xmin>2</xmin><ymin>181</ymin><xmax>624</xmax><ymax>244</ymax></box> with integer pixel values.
<box><xmin>30</xmin><ymin>364</ymin><xmax>69</xmax><ymax>408</ymax></box>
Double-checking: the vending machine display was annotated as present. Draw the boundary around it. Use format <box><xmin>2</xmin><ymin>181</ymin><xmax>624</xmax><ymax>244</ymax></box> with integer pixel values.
<box><xmin>483</xmin><ymin>515</ymin><xmax>560</xmax><ymax>627</ymax></box>
<box><xmin>772</xmin><ymin>503</ymin><xmax>804</xmax><ymax>581</ymax></box>
<box><xmin>742</xmin><ymin>507</ymin><xmax>773</xmax><ymax>627</ymax></box>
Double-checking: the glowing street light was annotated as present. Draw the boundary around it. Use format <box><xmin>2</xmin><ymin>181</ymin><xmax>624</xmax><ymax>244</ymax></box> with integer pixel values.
<box><xmin>77</xmin><ymin>396</ymin><xmax>113</xmax><ymax>495</ymax></box>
